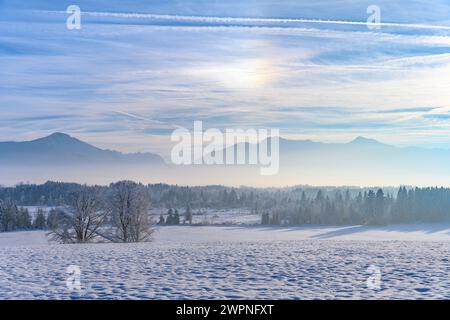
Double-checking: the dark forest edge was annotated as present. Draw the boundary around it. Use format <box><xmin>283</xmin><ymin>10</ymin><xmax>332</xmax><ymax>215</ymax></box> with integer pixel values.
<box><xmin>1</xmin><ymin>181</ymin><xmax>450</xmax><ymax>236</ymax></box>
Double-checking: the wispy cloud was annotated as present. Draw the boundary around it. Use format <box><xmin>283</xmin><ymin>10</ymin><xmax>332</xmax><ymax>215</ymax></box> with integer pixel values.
<box><xmin>2</xmin><ymin>1</ymin><xmax>450</xmax><ymax>154</ymax></box>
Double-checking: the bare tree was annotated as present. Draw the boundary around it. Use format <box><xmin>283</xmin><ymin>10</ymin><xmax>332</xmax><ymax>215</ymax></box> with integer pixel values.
<box><xmin>50</xmin><ymin>186</ymin><xmax>106</xmax><ymax>244</ymax></box>
<box><xmin>107</xmin><ymin>181</ymin><xmax>153</xmax><ymax>242</ymax></box>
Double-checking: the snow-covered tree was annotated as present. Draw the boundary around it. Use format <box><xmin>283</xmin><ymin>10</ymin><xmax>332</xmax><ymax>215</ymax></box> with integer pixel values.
<box><xmin>49</xmin><ymin>186</ymin><xmax>106</xmax><ymax>243</ymax></box>
<box><xmin>107</xmin><ymin>181</ymin><xmax>153</xmax><ymax>242</ymax></box>
<box><xmin>33</xmin><ymin>208</ymin><xmax>47</xmax><ymax>230</ymax></box>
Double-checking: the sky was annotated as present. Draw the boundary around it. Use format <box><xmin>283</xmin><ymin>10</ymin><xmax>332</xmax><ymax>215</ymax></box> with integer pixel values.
<box><xmin>2</xmin><ymin>0</ymin><xmax>450</xmax><ymax>159</ymax></box>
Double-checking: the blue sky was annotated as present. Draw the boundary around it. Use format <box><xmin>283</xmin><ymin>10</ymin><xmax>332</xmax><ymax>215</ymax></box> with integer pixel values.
<box><xmin>2</xmin><ymin>0</ymin><xmax>450</xmax><ymax>157</ymax></box>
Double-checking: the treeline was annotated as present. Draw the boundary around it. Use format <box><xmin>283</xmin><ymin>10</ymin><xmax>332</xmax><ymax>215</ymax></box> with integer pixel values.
<box><xmin>0</xmin><ymin>202</ymin><xmax>50</xmax><ymax>232</ymax></box>
<box><xmin>0</xmin><ymin>181</ymin><xmax>261</xmax><ymax>209</ymax></box>
<box><xmin>262</xmin><ymin>187</ymin><xmax>450</xmax><ymax>225</ymax></box>
<box><xmin>3</xmin><ymin>182</ymin><xmax>450</xmax><ymax>226</ymax></box>
<box><xmin>0</xmin><ymin>181</ymin><xmax>394</xmax><ymax>210</ymax></box>
<box><xmin>0</xmin><ymin>181</ymin><xmax>82</xmax><ymax>207</ymax></box>
<box><xmin>1</xmin><ymin>181</ymin><xmax>154</xmax><ymax>244</ymax></box>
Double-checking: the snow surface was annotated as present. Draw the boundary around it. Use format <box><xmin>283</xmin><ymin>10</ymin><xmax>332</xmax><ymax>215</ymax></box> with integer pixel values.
<box><xmin>150</xmin><ymin>208</ymin><xmax>260</xmax><ymax>225</ymax></box>
<box><xmin>1</xmin><ymin>224</ymin><xmax>450</xmax><ymax>299</ymax></box>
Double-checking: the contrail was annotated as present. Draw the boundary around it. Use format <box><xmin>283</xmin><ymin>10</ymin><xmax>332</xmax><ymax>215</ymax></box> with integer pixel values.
<box><xmin>114</xmin><ymin>111</ymin><xmax>185</xmax><ymax>129</ymax></box>
<box><xmin>40</xmin><ymin>10</ymin><xmax>450</xmax><ymax>31</ymax></box>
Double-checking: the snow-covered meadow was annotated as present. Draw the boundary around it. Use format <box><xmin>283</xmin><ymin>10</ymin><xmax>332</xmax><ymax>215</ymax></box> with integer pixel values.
<box><xmin>149</xmin><ymin>208</ymin><xmax>261</xmax><ymax>225</ymax></box>
<box><xmin>1</xmin><ymin>225</ymin><xmax>450</xmax><ymax>299</ymax></box>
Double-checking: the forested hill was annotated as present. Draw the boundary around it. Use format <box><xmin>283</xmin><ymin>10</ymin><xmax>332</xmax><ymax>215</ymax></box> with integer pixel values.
<box><xmin>2</xmin><ymin>182</ymin><xmax>450</xmax><ymax>225</ymax></box>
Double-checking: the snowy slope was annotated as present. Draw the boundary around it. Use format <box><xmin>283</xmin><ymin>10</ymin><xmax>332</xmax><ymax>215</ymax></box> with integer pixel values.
<box><xmin>3</xmin><ymin>223</ymin><xmax>450</xmax><ymax>247</ymax></box>
<box><xmin>1</xmin><ymin>225</ymin><xmax>450</xmax><ymax>299</ymax></box>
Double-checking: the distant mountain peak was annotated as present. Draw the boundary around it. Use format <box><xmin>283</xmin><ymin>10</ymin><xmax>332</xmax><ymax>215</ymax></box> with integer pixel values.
<box><xmin>40</xmin><ymin>132</ymin><xmax>75</xmax><ymax>142</ymax></box>
<box><xmin>46</xmin><ymin>132</ymin><xmax>71</xmax><ymax>139</ymax></box>
<box><xmin>33</xmin><ymin>132</ymin><xmax>85</xmax><ymax>147</ymax></box>
<box><xmin>349</xmin><ymin>136</ymin><xmax>382</xmax><ymax>144</ymax></box>
<box><xmin>0</xmin><ymin>132</ymin><xmax>165</xmax><ymax>166</ymax></box>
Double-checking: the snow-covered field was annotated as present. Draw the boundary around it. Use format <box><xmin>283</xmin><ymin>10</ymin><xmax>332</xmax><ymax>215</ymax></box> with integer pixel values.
<box><xmin>21</xmin><ymin>206</ymin><xmax>261</xmax><ymax>225</ymax></box>
<box><xmin>150</xmin><ymin>208</ymin><xmax>260</xmax><ymax>225</ymax></box>
<box><xmin>1</xmin><ymin>224</ymin><xmax>450</xmax><ymax>299</ymax></box>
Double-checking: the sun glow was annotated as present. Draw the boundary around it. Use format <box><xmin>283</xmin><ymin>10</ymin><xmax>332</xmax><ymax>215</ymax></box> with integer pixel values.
<box><xmin>191</xmin><ymin>58</ymin><xmax>276</xmax><ymax>90</ymax></box>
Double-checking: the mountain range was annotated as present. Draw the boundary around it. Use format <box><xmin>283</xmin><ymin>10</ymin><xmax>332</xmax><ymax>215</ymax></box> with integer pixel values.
<box><xmin>0</xmin><ymin>132</ymin><xmax>165</xmax><ymax>166</ymax></box>
<box><xmin>1</xmin><ymin>132</ymin><xmax>450</xmax><ymax>187</ymax></box>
